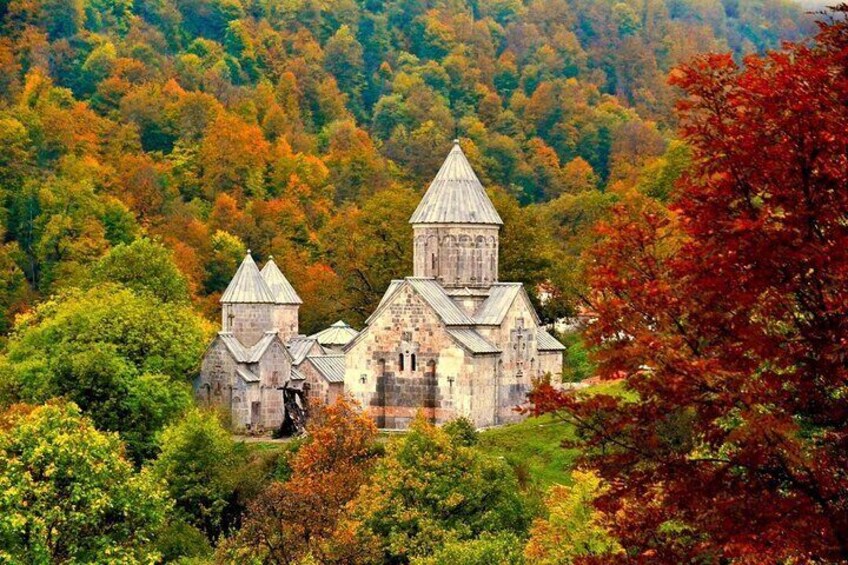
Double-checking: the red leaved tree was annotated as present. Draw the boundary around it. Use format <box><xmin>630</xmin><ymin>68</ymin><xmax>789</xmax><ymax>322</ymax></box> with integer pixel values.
<box><xmin>532</xmin><ymin>10</ymin><xmax>848</xmax><ymax>563</ymax></box>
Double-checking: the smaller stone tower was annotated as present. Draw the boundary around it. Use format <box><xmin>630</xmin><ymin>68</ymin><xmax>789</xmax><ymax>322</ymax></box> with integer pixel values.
<box><xmin>260</xmin><ymin>256</ymin><xmax>302</xmax><ymax>342</ymax></box>
<box><xmin>220</xmin><ymin>251</ymin><xmax>277</xmax><ymax>347</ymax></box>
<box><xmin>409</xmin><ymin>140</ymin><xmax>503</xmax><ymax>290</ymax></box>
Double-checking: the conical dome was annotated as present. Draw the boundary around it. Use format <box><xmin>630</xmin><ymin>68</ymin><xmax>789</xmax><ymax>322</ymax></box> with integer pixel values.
<box><xmin>409</xmin><ymin>140</ymin><xmax>503</xmax><ymax>225</ymax></box>
<box><xmin>220</xmin><ymin>251</ymin><xmax>276</xmax><ymax>304</ymax></box>
<box><xmin>260</xmin><ymin>257</ymin><xmax>303</xmax><ymax>305</ymax></box>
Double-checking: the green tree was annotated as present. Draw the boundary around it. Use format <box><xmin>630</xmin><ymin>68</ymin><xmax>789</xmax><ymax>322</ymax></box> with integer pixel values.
<box><xmin>204</xmin><ymin>229</ymin><xmax>246</xmax><ymax>294</ymax></box>
<box><xmin>0</xmin><ymin>402</ymin><xmax>170</xmax><ymax>563</ymax></box>
<box><xmin>92</xmin><ymin>237</ymin><xmax>191</xmax><ymax>303</ymax></box>
<box><xmin>0</xmin><ymin>285</ymin><xmax>206</xmax><ymax>461</ymax></box>
<box><xmin>324</xmin><ymin>25</ymin><xmax>367</xmax><ymax>118</ymax></box>
<box><xmin>1</xmin><ymin>283</ymin><xmax>209</xmax><ymax>385</ymax></box>
<box><xmin>413</xmin><ymin>532</ymin><xmax>525</xmax><ymax>565</ymax></box>
<box><xmin>0</xmin><ymin>241</ymin><xmax>28</xmax><ymax>336</ymax></box>
<box><xmin>319</xmin><ymin>186</ymin><xmax>416</xmax><ymax>325</ymax></box>
<box><xmin>352</xmin><ymin>414</ymin><xmax>530</xmax><ymax>562</ymax></box>
<box><xmin>153</xmin><ymin>409</ymin><xmax>246</xmax><ymax>541</ymax></box>
<box><xmin>524</xmin><ymin>471</ymin><xmax>623</xmax><ymax>563</ymax></box>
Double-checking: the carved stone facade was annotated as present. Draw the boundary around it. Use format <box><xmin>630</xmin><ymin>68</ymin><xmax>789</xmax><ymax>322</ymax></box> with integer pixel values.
<box><xmin>221</xmin><ymin>303</ymin><xmax>274</xmax><ymax>348</ymax></box>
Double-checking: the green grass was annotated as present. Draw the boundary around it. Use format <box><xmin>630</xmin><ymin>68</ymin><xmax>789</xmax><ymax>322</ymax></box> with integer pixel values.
<box><xmin>478</xmin><ymin>414</ymin><xmax>580</xmax><ymax>489</ymax></box>
<box><xmin>477</xmin><ymin>381</ymin><xmax>633</xmax><ymax>490</ymax></box>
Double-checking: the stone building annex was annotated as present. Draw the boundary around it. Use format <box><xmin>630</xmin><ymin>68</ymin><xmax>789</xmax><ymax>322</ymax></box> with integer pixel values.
<box><xmin>196</xmin><ymin>141</ymin><xmax>565</xmax><ymax>431</ymax></box>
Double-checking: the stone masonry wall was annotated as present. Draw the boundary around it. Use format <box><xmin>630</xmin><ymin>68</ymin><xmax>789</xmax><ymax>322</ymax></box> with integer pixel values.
<box><xmin>413</xmin><ymin>225</ymin><xmax>500</xmax><ymax>288</ymax></box>
<box><xmin>256</xmin><ymin>341</ymin><xmax>291</xmax><ymax>429</ymax></box>
<box><xmin>538</xmin><ymin>352</ymin><xmax>562</xmax><ymax>379</ymax></box>
<box><xmin>345</xmin><ymin>285</ymin><xmax>500</xmax><ymax>429</ymax></box>
<box><xmin>198</xmin><ymin>337</ymin><xmax>292</xmax><ymax>431</ymax></box>
<box><xmin>477</xmin><ymin>291</ymin><xmax>547</xmax><ymax>423</ymax></box>
<box><xmin>271</xmin><ymin>305</ymin><xmax>299</xmax><ymax>342</ymax></box>
<box><xmin>222</xmin><ymin>303</ymin><xmax>274</xmax><ymax>347</ymax></box>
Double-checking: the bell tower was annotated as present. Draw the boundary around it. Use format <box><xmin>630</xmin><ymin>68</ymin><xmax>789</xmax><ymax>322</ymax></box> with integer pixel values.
<box><xmin>410</xmin><ymin>140</ymin><xmax>503</xmax><ymax>289</ymax></box>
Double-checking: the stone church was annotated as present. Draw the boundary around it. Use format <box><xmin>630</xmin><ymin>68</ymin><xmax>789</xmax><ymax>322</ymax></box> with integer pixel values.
<box><xmin>196</xmin><ymin>141</ymin><xmax>564</xmax><ymax>431</ymax></box>
<box><xmin>343</xmin><ymin>141</ymin><xmax>565</xmax><ymax>429</ymax></box>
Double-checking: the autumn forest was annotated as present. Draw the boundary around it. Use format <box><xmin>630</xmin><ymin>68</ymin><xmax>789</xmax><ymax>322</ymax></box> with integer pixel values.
<box><xmin>1</xmin><ymin>0</ymin><xmax>847</xmax><ymax>563</ymax></box>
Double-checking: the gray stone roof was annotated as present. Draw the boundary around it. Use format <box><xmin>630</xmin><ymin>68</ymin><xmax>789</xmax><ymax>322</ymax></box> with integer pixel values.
<box><xmin>236</xmin><ymin>366</ymin><xmax>260</xmax><ymax>383</ymax></box>
<box><xmin>446</xmin><ymin>329</ymin><xmax>501</xmax><ymax>354</ymax></box>
<box><xmin>287</xmin><ymin>336</ymin><xmax>319</xmax><ymax>366</ymax></box>
<box><xmin>473</xmin><ymin>283</ymin><xmax>541</xmax><ymax>326</ymax></box>
<box><xmin>473</xmin><ymin>283</ymin><xmax>522</xmax><ymax>325</ymax></box>
<box><xmin>291</xmin><ymin>367</ymin><xmax>306</xmax><ymax>381</ymax></box>
<box><xmin>537</xmin><ymin>329</ymin><xmax>567</xmax><ymax>352</ymax></box>
<box><xmin>306</xmin><ymin>354</ymin><xmax>346</xmax><ymax>383</ymax></box>
<box><xmin>221</xmin><ymin>252</ymin><xmax>276</xmax><ymax>304</ymax></box>
<box><xmin>365</xmin><ymin>278</ymin><xmax>474</xmax><ymax>327</ymax></box>
<box><xmin>409</xmin><ymin>141</ymin><xmax>503</xmax><ymax>226</ymax></box>
<box><xmin>261</xmin><ymin>257</ymin><xmax>303</xmax><ymax>305</ymax></box>
<box><xmin>407</xmin><ymin>278</ymin><xmax>475</xmax><ymax>326</ymax></box>
<box><xmin>219</xmin><ymin>331</ymin><xmax>286</xmax><ymax>363</ymax></box>
<box><xmin>309</xmin><ymin>320</ymin><xmax>359</xmax><ymax>347</ymax></box>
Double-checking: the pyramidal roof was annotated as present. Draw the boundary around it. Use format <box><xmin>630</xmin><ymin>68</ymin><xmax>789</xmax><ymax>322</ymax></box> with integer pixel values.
<box><xmin>260</xmin><ymin>257</ymin><xmax>303</xmax><ymax>305</ymax></box>
<box><xmin>220</xmin><ymin>251</ymin><xmax>276</xmax><ymax>304</ymax></box>
<box><xmin>409</xmin><ymin>140</ymin><xmax>503</xmax><ymax>226</ymax></box>
<box><xmin>309</xmin><ymin>320</ymin><xmax>359</xmax><ymax>347</ymax></box>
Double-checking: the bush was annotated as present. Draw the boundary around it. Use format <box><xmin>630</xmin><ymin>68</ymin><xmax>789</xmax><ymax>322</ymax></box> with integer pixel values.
<box><xmin>413</xmin><ymin>532</ymin><xmax>525</xmax><ymax>565</ymax></box>
<box><xmin>443</xmin><ymin>416</ymin><xmax>479</xmax><ymax>447</ymax></box>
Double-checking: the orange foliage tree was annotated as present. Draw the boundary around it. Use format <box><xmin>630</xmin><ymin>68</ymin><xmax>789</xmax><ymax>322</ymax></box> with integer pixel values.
<box><xmin>218</xmin><ymin>398</ymin><xmax>380</xmax><ymax>564</ymax></box>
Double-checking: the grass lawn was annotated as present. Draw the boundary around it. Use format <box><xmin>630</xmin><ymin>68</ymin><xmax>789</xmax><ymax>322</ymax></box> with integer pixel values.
<box><xmin>478</xmin><ymin>413</ymin><xmax>580</xmax><ymax>489</ymax></box>
<box><xmin>477</xmin><ymin>380</ymin><xmax>631</xmax><ymax>490</ymax></box>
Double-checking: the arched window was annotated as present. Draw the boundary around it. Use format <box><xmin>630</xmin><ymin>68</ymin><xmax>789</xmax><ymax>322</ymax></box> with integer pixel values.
<box><xmin>431</xmin><ymin>253</ymin><xmax>437</xmax><ymax>271</ymax></box>
<box><xmin>411</xmin><ymin>354</ymin><xmax>417</xmax><ymax>371</ymax></box>
<box><xmin>398</xmin><ymin>353</ymin><xmax>404</xmax><ymax>371</ymax></box>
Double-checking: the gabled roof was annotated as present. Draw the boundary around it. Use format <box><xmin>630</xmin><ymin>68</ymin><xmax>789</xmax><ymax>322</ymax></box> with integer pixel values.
<box><xmin>218</xmin><ymin>331</ymin><xmax>290</xmax><ymax>364</ymax></box>
<box><xmin>407</xmin><ymin>278</ymin><xmax>475</xmax><ymax>326</ymax></box>
<box><xmin>306</xmin><ymin>354</ymin><xmax>346</xmax><ymax>383</ymax></box>
<box><xmin>291</xmin><ymin>367</ymin><xmax>306</xmax><ymax>381</ymax></box>
<box><xmin>309</xmin><ymin>320</ymin><xmax>359</xmax><ymax>347</ymax></box>
<box><xmin>537</xmin><ymin>329</ymin><xmax>567</xmax><ymax>352</ymax></box>
<box><xmin>287</xmin><ymin>336</ymin><xmax>320</xmax><ymax>366</ymax></box>
<box><xmin>236</xmin><ymin>366</ymin><xmax>260</xmax><ymax>383</ymax></box>
<box><xmin>473</xmin><ymin>283</ymin><xmax>522</xmax><ymax>325</ymax></box>
<box><xmin>261</xmin><ymin>257</ymin><xmax>302</xmax><ymax>305</ymax></box>
<box><xmin>221</xmin><ymin>252</ymin><xmax>276</xmax><ymax>304</ymax></box>
<box><xmin>473</xmin><ymin>283</ymin><xmax>540</xmax><ymax>326</ymax></box>
<box><xmin>446</xmin><ymin>328</ymin><xmax>501</xmax><ymax>354</ymax></box>
<box><xmin>409</xmin><ymin>141</ymin><xmax>503</xmax><ymax>226</ymax></box>
<box><xmin>367</xmin><ymin>280</ymin><xmax>404</xmax><ymax>322</ymax></box>
<box><xmin>364</xmin><ymin>278</ymin><xmax>474</xmax><ymax>327</ymax></box>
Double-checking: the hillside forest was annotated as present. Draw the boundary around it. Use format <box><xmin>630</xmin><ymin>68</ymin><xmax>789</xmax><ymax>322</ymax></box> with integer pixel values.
<box><xmin>2</xmin><ymin>0</ymin><xmax>847</xmax><ymax>563</ymax></box>
<box><xmin>0</xmin><ymin>0</ymin><xmax>817</xmax><ymax>335</ymax></box>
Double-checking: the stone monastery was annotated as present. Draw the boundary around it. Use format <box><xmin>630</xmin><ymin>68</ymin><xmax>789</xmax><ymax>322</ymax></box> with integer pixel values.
<box><xmin>197</xmin><ymin>141</ymin><xmax>565</xmax><ymax>431</ymax></box>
